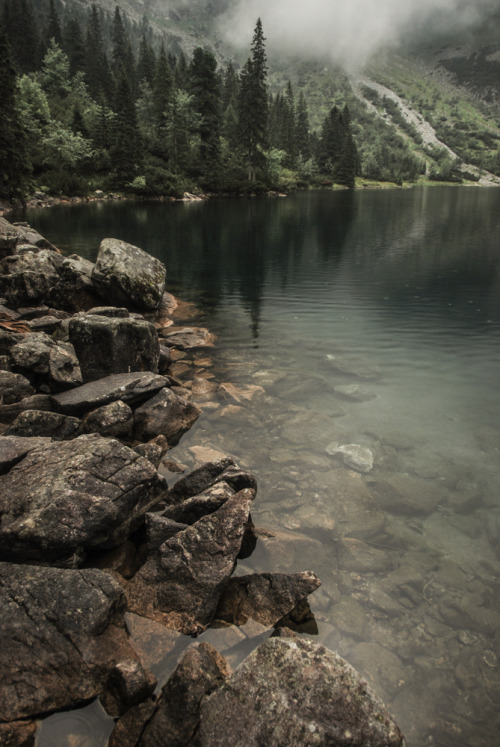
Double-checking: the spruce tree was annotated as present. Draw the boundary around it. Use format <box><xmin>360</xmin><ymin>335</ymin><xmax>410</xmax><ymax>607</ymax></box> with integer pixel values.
<box><xmin>189</xmin><ymin>47</ymin><xmax>221</xmax><ymax>184</ymax></box>
<box><xmin>296</xmin><ymin>91</ymin><xmax>311</xmax><ymax>161</ymax></box>
<box><xmin>153</xmin><ymin>44</ymin><xmax>174</xmax><ymax>160</ymax></box>
<box><xmin>2</xmin><ymin>0</ymin><xmax>39</xmax><ymax>74</ymax></box>
<box><xmin>137</xmin><ymin>33</ymin><xmax>156</xmax><ymax>87</ymax></box>
<box><xmin>45</xmin><ymin>0</ymin><xmax>63</xmax><ymax>47</ymax></box>
<box><xmin>110</xmin><ymin>71</ymin><xmax>142</xmax><ymax>185</ymax></box>
<box><xmin>238</xmin><ymin>18</ymin><xmax>269</xmax><ymax>182</ymax></box>
<box><xmin>111</xmin><ymin>6</ymin><xmax>136</xmax><ymax>94</ymax></box>
<box><xmin>63</xmin><ymin>17</ymin><xmax>86</xmax><ymax>78</ymax></box>
<box><xmin>0</xmin><ymin>28</ymin><xmax>31</xmax><ymax>198</ymax></box>
<box><xmin>85</xmin><ymin>4</ymin><xmax>112</xmax><ymax>102</ymax></box>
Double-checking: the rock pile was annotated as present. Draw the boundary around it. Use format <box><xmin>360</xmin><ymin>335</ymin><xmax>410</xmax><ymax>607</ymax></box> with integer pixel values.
<box><xmin>0</xmin><ymin>216</ymin><xmax>404</xmax><ymax>746</ymax></box>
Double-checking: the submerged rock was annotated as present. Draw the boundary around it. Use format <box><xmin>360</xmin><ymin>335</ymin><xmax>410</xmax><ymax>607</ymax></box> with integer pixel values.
<box><xmin>160</xmin><ymin>326</ymin><xmax>215</xmax><ymax>350</ymax></box>
<box><xmin>0</xmin><ymin>433</ymin><xmax>164</xmax><ymax>563</ymax></box>
<box><xmin>92</xmin><ymin>238</ymin><xmax>166</xmax><ymax>311</ymax></box>
<box><xmin>326</xmin><ymin>442</ymin><xmax>374</xmax><ymax>473</ymax></box>
<box><xmin>126</xmin><ymin>488</ymin><xmax>255</xmax><ymax>634</ymax></box>
<box><xmin>197</xmin><ymin>637</ymin><xmax>405</xmax><ymax>746</ymax></box>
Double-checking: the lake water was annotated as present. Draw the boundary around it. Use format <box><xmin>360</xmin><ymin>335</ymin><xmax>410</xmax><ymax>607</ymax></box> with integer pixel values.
<box><xmin>21</xmin><ymin>187</ymin><xmax>500</xmax><ymax>746</ymax></box>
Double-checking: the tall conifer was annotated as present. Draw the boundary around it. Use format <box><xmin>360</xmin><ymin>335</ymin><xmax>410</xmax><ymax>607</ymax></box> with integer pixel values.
<box><xmin>238</xmin><ymin>18</ymin><xmax>268</xmax><ymax>181</ymax></box>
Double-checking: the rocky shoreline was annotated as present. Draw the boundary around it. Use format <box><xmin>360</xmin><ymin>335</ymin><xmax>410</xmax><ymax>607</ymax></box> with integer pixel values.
<box><xmin>0</xmin><ymin>215</ymin><xmax>405</xmax><ymax>745</ymax></box>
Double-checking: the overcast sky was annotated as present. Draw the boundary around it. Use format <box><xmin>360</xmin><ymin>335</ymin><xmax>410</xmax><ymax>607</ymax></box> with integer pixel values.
<box><xmin>219</xmin><ymin>0</ymin><xmax>499</xmax><ymax>68</ymax></box>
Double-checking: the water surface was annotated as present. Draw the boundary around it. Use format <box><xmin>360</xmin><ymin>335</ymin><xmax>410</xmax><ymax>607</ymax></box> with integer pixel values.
<box><xmin>22</xmin><ymin>188</ymin><xmax>500</xmax><ymax>746</ymax></box>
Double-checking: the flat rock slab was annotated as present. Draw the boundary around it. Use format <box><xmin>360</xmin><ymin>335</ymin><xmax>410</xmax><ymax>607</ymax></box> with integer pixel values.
<box><xmin>92</xmin><ymin>238</ymin><xmax>166</xmax><ymax>311</ymax></box>
<box><xmin>161</xmin><ymin>326</ymin><xmax>215</xmax><ymax>350</ymax></box>
<box><xmin>126</xmin><ymin>488</ymin><xmax>256</xmax><ymax>635</ymax></box>
<box><xmin>0</xmin><ymin>562</ymin><xmax>141</xmax><ymax>722</ymax></box>
<box><xmin>51</xmin><ymin>372</ymin><xmax>168</xmax><ymax>415</ymax></box>
<box><xmin>0</xmin><ymin>433</ymin><xmax>164</xmax><ymax>563</ymax></box>
<box><xmin>215</xmin><ymin>571</ymin><xmax>321</xmax><ymax>627</ymax></box>
<box><xmin>197</xmin><ymin>637</ymin><xmax>405</xmax><ymax>746</ymax></box>
<box><xmin>4</xmin><ymin>410</ymin><xmax>82</xmax><ymax>440</ymax></box>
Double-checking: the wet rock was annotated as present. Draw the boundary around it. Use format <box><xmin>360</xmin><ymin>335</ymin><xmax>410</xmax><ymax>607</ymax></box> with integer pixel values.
<box><xmin>327</xmin><ymin>470</ymin><xmax>386</xmax><ymax>539</ymax></box>
<box><xmin>0</xmin><ymin>370</ymin><xmax>34</xmax><ymax>403</ymax></box>
<box><xmin>163</xmin><ymin>482</ymin><xmax>235</xmax><ymax>525</ymax></box>
<box><xmin>92</xmin><ymin>238</ymin><xmax>166</xmax><ymax>311</ymax></box>
<box><xmin>145</xmin><ymin>513</ymin><xmax>188</xmax><ymax>549</ymax></box>
<box><xmin>133</xmin><ymin>435</ymin><xmax>169</xmax><ymax>468</ymax></box>
<box><xmin>368</xmin><ymin>475</ymin><xmax>443</xmax><ymax>516</ymax></box>
<box><xmin>133</xmin><ymin>387</ymin><xmax>201</xmax><ymax>444</ymax></box>
<box><xmin>334</xmin><ymin>384</ymin><xmax>375</xmax><ymax>402</ymax></box>
<box><xmin>252</xmin><ymin>527</ymin><xmax>325</xmax><ymax>573</ymax></box>
<box><xmin>215</xmin><ymin>571</ymin><xmax>321</xmax><ymax>627</ymax></box>
<box><xmin>0</xmin><ymin>435</ymin><xmax>51</xmax><ymax>474</ymax></box>
<box><xmin>197</xmin><ymin>637</ymin><xmax>405</xmax><ymax>746</ymax></box>
<box><xmin>438</xmin><ymin>596</ymin><xmax>500</xmax><ymax>636</ymax></box>
<box><xmin>51</xmin><ymin>372</ymin><xmax>167</xmax><ymax>415</ymax></box>
<box><xmin>0</xmin><ymin>249</ymin><xmax>62</xmax><ymax>306</ymax></box>
<box><xmin>82</xmin><ymin>400</ymin><xmax>134</xmax><ymax>438</ymax></box>
<box><xmin>349</xmin><ymin>642</ymin><xmax>406</xmax><ymax>700</ymax></box>
<box><xmin>219</xmin><ymin>382</ymin><xmax>265</xmax><ymax>404</ymax></box>
<box><xmin>110</xmin><ymin>643</ymin><xmax>229</xmax><ymax>747</ymax></box>
<box><xmin>169</xmin><ymin>458</ymin><xmax>257</xmax><ymax>502</ymax></box>
<box><xmin>338</xmin><ymin>537</ymin><xmax>395</xmax><ymax>573</ymax></box>
<box><xmin>327</xmin><ymin>442</ymin><xmax>374</xmax><ymax>473</ymax></box>
<box><xmin>329</xmin><ymin>597</ymin><xmax>368</xmax><ymax>639</ymax></box>
<box><xmin>0</xmin><ymin>562</ymin><xmax>141</xmax><ymax>722</ymax></box>
<box><xmin>69</xmin><ymin>314</ymin><xmax>160</xmax><ymax>382</ymax></box>
<box><xmin>3</xmin><ymin>410</ymin><xmax>82</xmax><ymax>440</ymax></box>
<box><xmin>126</xmin><ymin>488</ymin><xmax>255</xmax><ymax>634</ymax></box>
<box><xmin>10</xmin><ymin>333</ymin><xmax>82</xmax><ymax>390</ymax></box>
<box><xmin>188</xmin><ymin>444</ymin><xmax>228</xmax><ymax>464</ymax></box>
<box><xmin>101</xmin><ymin>660</ymin><xmax>157</xmax><ymax>717</ymax></box>
<box><xmin>47</xmin><ymin>255</ymin><xmax>101</xmax><ymax>312</ymax></box>
<box><xmin>160</xmin><ymin>326</ymin><xmax>215</xmax><ymax>350</ymax></box>
<box><xmin>0</xmin><ymin>433</ymin><xmax>164</xmax><ymax>563</ymax></box>
<box><xmin>108</xmin><ymin>700</ymin><xmax>156</xmax><ymax>747</ymax></box>
<box><xmin>0</xmin><ymin>721</ymin><xmax>36</xmax><ymax>747</ymax></box>
<box><xmin>326</xmin><ymin>353</ymin><xmax>381</xmax><ymax>380</ymax></box>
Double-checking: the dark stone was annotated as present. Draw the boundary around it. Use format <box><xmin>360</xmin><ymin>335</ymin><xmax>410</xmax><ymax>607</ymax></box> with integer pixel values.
<box><xmin>197</xmin><ymin>637</ymin><xmax>405</xmax><ymax>746</ymax></box>
<box><xmin>126</xmin><ymin>488</ymin><xmax>256</xmax><ymax>634</ymax></box>
<box><xmin>0</xmin><ymin>394</ymin><xmax>53</xmax><ymax>424</ymax></box>
<box><xmin>51</xmin><ymin>372</ymin><xmax>168</xmax><ymax>416</ymax></box>
<box><xmin>145</xmin><ymin>512</ymin><xmax>188</xmax><ymax>550</ymax></box>
<box><xmin>163</xmin><ymin>481</ymin><xmax>235</xmax><ymax>525</ymax></box>
<box><xmin>137</xmin><ymin>643</ymin><xmax>229</xmax><ymax>747</ymax></box>
<box><xmin>3</xmin><ymin>410</ymin><xmax>82</xmax><ymax>440</ymax></box>
<box><xmin>0</xmin><ymin>435</ymin><xmax>51</xmax><ymax>475</ymax></box>
<box><xmin>101</xmin><ymin>660</ymin><xmax>157</xmax><ymax>718</ymax></box>
<box><xmin>10</xmin><ymin>333</ymin><xmax>82</xmax><ymax>390</ymax></box>
<box><xmin>0</xmin><ymin>370</ymin><xmax>35</xmax><ymax>403</ymax></box>
<box><xmin>17</xmin><ymin>305</ymin><xmax>50</xmax><ymax>319</ymax></box>
<box><xmin>91</xmin><ymin>238</ymin><xmax>166</xmax><ymax>311</ymax></box>
<box><xmin>132</xmin><ymin>434</ymin><xmax>168</xmax><ymax>468</ymax></box>
<box><xmin>0</xmin><ymin>328</ymin><xmax>24</xmax><ymax>355</ymax></box>
<box><xmin>69</xmin><ymin>314</ymin><xmax>160</xmax><ymax>382</ymax></box>
<box><xmin>0</xmin><ymin>562</ymin><xmax>143</xmax><ymax>722</ymax></box>
<box><xmin>108</xmin><ymin>699</ymin><xmax>156</xmax><ymax>747</ymax></box>
<box><xmin>158</xmin><ymin>344</ymin><xmax>172</xmax><ymax>374</ymax></box>
<box><xmin>27</xmin><ymin>316</ymin><xmax>61</xmax><ymax>334</ymax></box>
<box><xmin>47</xmin><ymin>255</ymin><xmax>101</xmax><ymax>312</ymax></box>
<box><xmin>0</xmin><ymin>433</ymin><xmax>165</xmax><ymax>563</ymax></box>
<box><xmin>133</xmin><ymin>387</ymin><xmax>200</xmax><ymax>445</ymax></box>
<box><xmin>82</xmin><ymin>400</ymin><xmax>134</xmax><ymax>438</ymax></box>
<box><xmin>87</xmin><ymin>306</ymin><xmax>130</xmax><ymax>318</ymax></box>
<box><xmin>0</xmin><ymin>721</ymin><xmax>37</xmax><ymax>747</ymax></box>
<box><xmin>0</xmin><ymin>249</ymin><xmax>61</xmax><ymax>306</ymax></box>
<box><xmin>214</xmin><ymin>571</ymin><xmax>321</xmax><ymax>627</ymax></box>
<box><xmin>169</xmin><ymin>458</ymin><xmax>257</xmax><ymax>503</ymax></box>
<box><xmin>160</xmin><ymin>326</ymin><xmax>215</xmax><ymax>350</ymax></box>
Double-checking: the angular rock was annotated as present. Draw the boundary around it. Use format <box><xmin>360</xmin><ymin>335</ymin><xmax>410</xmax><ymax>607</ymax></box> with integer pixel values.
<box><xmin>3</xmin><ymin>410</ymin><xmax>82</xmax><ymax>440</ymax></box>
<box><xmin>0</xmin><ymin>370</ymin><xmax>34</xmax><ymax>403</ymax></box>
<box><xmin>82</xmin><ymin>400</ymin><xmax>134</xmax><ymax>438</ymax></box>
<box><xmin>0</xmin><ymin>433</ymin><xmax>164</xmax><ymax>563</ymax></box>
<box><xmin>197</xmin><ymin>637</ymin><xmax>405</xmax><ymax>746</ymax></box>
<box><xmin>169</xmin><ymin>457</ymin><xmax>256</xmax><ymax>502</ymax></box>
<box><xmin>326</xmin><ymin>353</ymin><xmax>381</xmax><ymax>380</ymax></box>
<box><xmin>0</xmin><ymin>393</ymin><xmax>53</xmax><ymax>424</ymax></box>
<box><xmin>145</xmin><ymin>513</ymin><xmax>188</xmax><ymax>550</ymax></box>
<box><xmin>219</xmin><ymin>382</ymin><xmax>265</xmax><ymax>404</ymax></box>
<box><xmin>334</xmin><ymin>384</ymin><xmax>375</xmax><ymax>402</ymax></box>
<box><xmin>160</xmin><ymin>326</ymin><xmax>215</xmax><ymax>350</ymax></box>
<box><xmin>47</xmin><ymin>255</ymin><xmax>101</xmax><ymax>312</ymax></box>
<box><xmin>10</xmin><ymin>333</ymin><xmax>82</xmax><ymax>390</ymax></box>
<box><xmin>0</xmin><ymin>721</ymin><xmax>36</xmax><ymax>747</ymax></box>
<box><xmin>51</xmin><ymin>372</ymin><xmax>168</xmax><ymax>415</ymax></box>
<box><xmin>163</xmin><ymin>482</ymin><xmax>235</xmax><ymax>525</ymax></box>
<box><xmin>87</xmin><ymin>305</ymin><xmax>130</xmax><ymax>317</ymax></box>
<box><xmin>69</xmin><ymin>314</ymin><xmax>160</xmax><ymax>382</ymax></box>
<box><xmin>91</xmin><ymin>238</ymin><xmax>166</xmax><ymax>311</ymax></box>
<box><xmin>0</xmin><ymin>249</ymin><xmax>62</xmax><ymax>306</ymax></box>
<box><xmin>126</xmin><ymin>488</ymin><xmax>256</xmax><ymax>634</ymax></box>
<box><xmin>215</xmin><ymin>571</ymin><xmax>321</xmax><ymax>627</ymax></box>
<box><xmin>132</xmin><ymin>434</ymin><xmax>168</xmax><ymax>468</ymax></box>
<box><xmin>133</xmin><ymin>387</ymin><xmax>201</xmax><ymax>444</ymax></box>
<box><xmin>0</xmin><ymin>435</ymin><xmax>51</xmax><ymax>475</ymax></box>
<box><xmin>327</xmin><ymin>442</ymin><xmax>374</xmax><ymax>473</ymax></box>
<box><xmin>0</xmin><ymin>562</ymin><xmax>143</xmax><ymax>722</ymax></box>
<box><xmin>134</xmin><ymin>643</ymin><xmax>229</xmax><ymax>747</ymax></box>
<box><xmin>26</xmin><ymin>315</ymin><xmax>61</xmax><ymax>334</ymax></box>
<box><xmin>101</xmin><ymin>660</ymin><xmax>157</xmax><ymax>718</ymax></box>
<box><xmin>0</xmin><ymin>216</ymin><xmax>20</xmax><ymax>257</ymax></box>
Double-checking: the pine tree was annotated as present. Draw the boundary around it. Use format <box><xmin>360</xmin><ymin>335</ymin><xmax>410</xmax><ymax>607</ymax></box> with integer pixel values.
<box><xmin>111</xmin><ymin>6</ymin><xmax>136</xmax><ymax>93</ymax></box>
<box><xmin>110</xmin><ymin>71</ymin><xmax>142</xmax><ymax>185</ymax></box>
<box><xmin>153</xmin><ymin>44</ymin><xmax>174</xmax><ymax>159</ymax></box>
<box><xmin>296</xmin><ymin>91</ymin><xmax>311</xmax><ymax>161</ymax></box>
<box><xmin>2</xmin><ymin>0</ymin><xmax>39</xmax><ymax>74</ymax></box>
<box><xmin>85</xmin><ymin>4</ymin><xmax>112</xmax><ymax>102</ymax></box>
<box><xmin>238</xmin><ymin>18</ymin><xmax>269</xmax><ymax>181</ymax></box>
<box><xmin>189</xmin><ymin>47</ymin><xmax>221</xmax><ymax>184</ymax></box>
<box><xmin>137</xmin><ymin>33</ymin><xmax>156</xmax><ymax>87</ymax></box>
<box><xmin>45</xmin><ymin>0</ymin><xmax>63</xmax><ymax>47</ymax></box>
<box><xmin>63</xmin><ymin>17</ymin><xmax>86</xmax><ymax>78</ymax></box>
<box><xmin>0</xmin><ymin>28</ymin><xmax>31</xmax><ymax>198</ymax></box>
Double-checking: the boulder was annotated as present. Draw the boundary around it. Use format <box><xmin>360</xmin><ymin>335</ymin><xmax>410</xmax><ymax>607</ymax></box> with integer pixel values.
<box><xmin>101</xmin><ymin>660</ymin><xmax>156</xmax><ymax>718</ymax></box>
<box><xmin>51</xmin><ymin>372</ymin><xmax>168</xmax><ymax>415</ymax></box>
<box><xmin>0</xmin><ymin>433</ymin><xmax>164</xmax><ymax>563</ymax></box>
<box><xmin>0</xmin><ymin>562</ymin><xmax>146</xmax><ymax>722</ymax></box>
<box><xmin>91</xmin><ymin>238</ymin><xmax>166</xmax><ymax>311</ymax></box>
<box><xmin>10</xmin><ymin>333</ymin><xmax>82</xmax><ymax>390</ymax></box>
<box><xmin>168</xmin><ymin>457</ymin><xmax>257</xmax><ymax>502</ymax></box>
<box><xmin>133</xmin><ymin>387</ymin><xmax>201</xmax><ymax>444</ymax></box>
<box><xmin>0</xmin><ymin>393</ymin><xmax>53</xmax><ymax>424</ymax></box>
<box><xmin>0</xmin><ymin>249</ymin><xmax>62</xmax><ymax>306</ymax></box>
<box><xmin>47</xmin><ymin>255</ymin><xmax>101</xmax><ymax>312</ymax></box>
<box><xmin>197</xmin><ymin>637</ymin><xmax>405</xmax><ymax>746</ymax></box>
<box><xmin>3</xmin><ymin>410</ymin><xmax>82</xmax><ymax>440</ymax></box>
<box><xmin>163</xmin><ymin>481</ymin><xmax>235</xmax><ymax>525</ymax></box>
<box><xmin>0</xmin><ymin>721</ymin><xmax>36</xmax><ymax>747</ymax></box>
<box><xmin>0</xmin><ymin>435</ymin><xmax>51</xmax><ymax>475</ymax></box>
<box><xmin>69</xmin><ymin>314</ymin><xmax>160</xmax><ymax>382</ymax></box>
<box><xmin>109</xmin><ymin>643</ymin><xmax>228</xmax><ymax>747</ymax></box>
<box><xmin>215</xmin><ymin>571</ymin><xmax>321</xmax><ymax>627</ymax></box>
<box><xmin>0</xmin><ymin>370</ymin><xmax>34</xmax><ymax>403</ymax></box>
<box><xmin>82</xmin><ymin>400</ymin><xmax>134</xmax><ymax>438</ymax></box>
<box><xmin>126</xmin><ymin>488</ymin><xmax>255</xmax><ymax>634</ymax></box>
<box><xmin>145</xmin><ymin>512</ymin><xmax>188</xmax><ymax>549</ymax></box>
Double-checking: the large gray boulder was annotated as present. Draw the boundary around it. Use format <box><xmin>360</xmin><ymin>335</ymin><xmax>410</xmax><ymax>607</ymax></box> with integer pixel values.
<box><xmin>47</xmin><ymin>254</ymin><xmax>101</xmax><ymax>312</ymax></box>
<box><xmin>3</xmin><ymin>409</ymin><xmax>82</xmax><ymax>440</ymax></box>
<box><xmin>51</xmin><ymin>371</ymin><xmax>168</xmax><ymax>415</ymax></box>
<box><xmin>0</xmin><ymin>433</ymin><xmax>165</xmax><ymax>563</ymax></box>
<box><xmin>0</xmin><ymin>562</ymin><xmax>148</xmax><ymax>723</ymax></box>
<box><xmin>10</xmin><ymin>332</ymin><xmax>83</xmax><ymax>390</ymax></box>
<box><xmin>126</xmin><ymin>488</ymin><xmax>255</xmax><ymax>634</ymax></box>
<box><xmin>0</xmin><ymin>435</ymin><xmax>51</xmax><ymax>475</ymax></box>
<box><xmin>0</xmin><ymin>249</ymin><xmax>62</xmax><ymax>306</ymax></box>
<box><xmin>197</xmin><ymin>637</ymin><xmax>405</xmax><ymax>746</ymax></box>
<box><xmin>91</xmin><ymin>238</ymin><xmax>166</xmax><ymax>311</ymax></box>
<box><xmin>69</xmin><ymin>313</ymin><xmax>160</xmax><ymax>382</ymax></box>
<box><xmin>133</xmin><ymin>387</ymin><xmax>201</xmax><ymax>444</ymax></box>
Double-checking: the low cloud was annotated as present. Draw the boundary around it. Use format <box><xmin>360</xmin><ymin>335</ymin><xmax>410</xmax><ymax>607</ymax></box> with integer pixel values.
<box><xmin>219</xmin><ymin>0</ymin><xmax>499</xmax><ymax>69</ymax></box>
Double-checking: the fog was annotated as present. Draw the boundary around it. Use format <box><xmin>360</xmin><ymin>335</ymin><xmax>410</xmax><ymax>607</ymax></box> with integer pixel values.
<box><xmin>219</xmin><ymin>0</ymin><xmax>499</xmax><ymax>68</ymax></box>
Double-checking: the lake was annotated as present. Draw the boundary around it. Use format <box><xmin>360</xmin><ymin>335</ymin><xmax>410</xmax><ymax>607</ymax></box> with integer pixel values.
<box><xmin>20</xmin><ymin>187</ymin><xmax>500</xmax><ymax>746</ymax></box>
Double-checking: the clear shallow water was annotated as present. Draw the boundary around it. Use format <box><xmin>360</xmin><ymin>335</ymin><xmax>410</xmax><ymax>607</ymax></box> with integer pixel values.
<box><xmin>20</xmin><ymin>187</ymin><xmax>500</xmax><ymax>746</ymax></box>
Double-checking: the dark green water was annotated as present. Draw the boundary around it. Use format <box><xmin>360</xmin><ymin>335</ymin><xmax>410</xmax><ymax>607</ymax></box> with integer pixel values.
<box><xmin>21</xmin><ymin>188</ymin><xmax>500</xmax><ymax>746</ymax></box>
